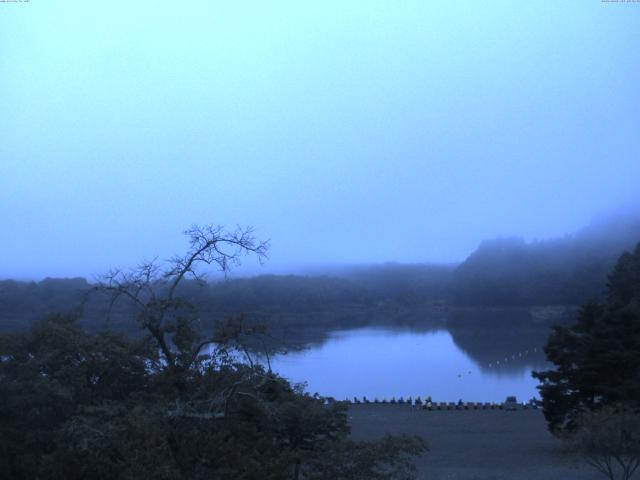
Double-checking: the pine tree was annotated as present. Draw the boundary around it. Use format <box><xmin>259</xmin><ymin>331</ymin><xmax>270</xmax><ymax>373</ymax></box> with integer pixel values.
<box><xmin>533</xmin><ymin>243</ymin><xmax>640</xmax><ymax>433</ymax></box>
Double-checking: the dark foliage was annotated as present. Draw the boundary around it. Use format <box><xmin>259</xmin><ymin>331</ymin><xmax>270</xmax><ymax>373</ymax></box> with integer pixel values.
<box><xmin>0</xmin><ymin>278</ymin><xmax>89</xmax><ymax>332</ymax></box>
<box><xmin>0</xmin><ymin>225</ymin><xmax>426</xmax><ymax>479</ymax></box>
<box><xmin>0</xmin><ymin>314</ymin><xmax>426</xmax><ymax>480</ymax></box>
<box><xmin>533</xmin><ymin>243</ymin><xmax>640</xmax><ymax>433</ymax></box>
<box><xmin>0</xmin><ymin>314</ymin><xmax>155</xmax><ymax>479</ymax></box>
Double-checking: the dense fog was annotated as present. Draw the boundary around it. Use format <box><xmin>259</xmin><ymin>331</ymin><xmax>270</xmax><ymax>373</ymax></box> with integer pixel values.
<box><xmin>2</xmin><ymin>2</ymin><xmax>639</xmax><ymax>279</ymax></box>
<box><xmin>2</xmin><ymin>4</ymin><xmax>640</xmax><ymax>480</ymax></box>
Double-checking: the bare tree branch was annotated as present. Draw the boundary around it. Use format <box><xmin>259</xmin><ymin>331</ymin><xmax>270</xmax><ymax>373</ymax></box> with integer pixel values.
<box><xmin>91</xmin><ymin>224</ymin><xmax>268</xmax><ymax>372</ymax></box>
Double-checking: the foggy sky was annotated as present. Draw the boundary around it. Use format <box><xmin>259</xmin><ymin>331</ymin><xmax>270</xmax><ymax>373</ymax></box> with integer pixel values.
<box><xmin>1</xmin><ymin>1</ymin><xmax>639</xmax><ymax>280</ymax></box>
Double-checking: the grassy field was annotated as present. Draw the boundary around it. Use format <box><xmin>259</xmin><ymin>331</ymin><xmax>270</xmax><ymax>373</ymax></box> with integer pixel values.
<box><xmin>348</xmin><ymin>404</ymin><xmax>600</xmax><ymax>480</ymax></box>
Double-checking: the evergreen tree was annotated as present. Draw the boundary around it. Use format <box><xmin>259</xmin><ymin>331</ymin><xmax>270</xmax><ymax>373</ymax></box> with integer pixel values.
<box><xmin>533</xmin><ymin>243</ymin><xmax>640</xmax><ymax>433</ymax></box>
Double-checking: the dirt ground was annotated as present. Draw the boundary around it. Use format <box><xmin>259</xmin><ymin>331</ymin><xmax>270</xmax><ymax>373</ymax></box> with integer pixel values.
<box><xmin>348</xmin><ymin>404</ymin><xmax>601</xmax><ymax>480</ymax></box>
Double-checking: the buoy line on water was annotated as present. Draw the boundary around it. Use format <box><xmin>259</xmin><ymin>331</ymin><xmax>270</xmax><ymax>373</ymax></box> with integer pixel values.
<box><xmin>485</xmin><ymin>346</ymin><xmax>542</xmax><ymax>370</ymax></box>
<box><xmin>451</xmin><ymin>345</ymin><xmax>544</xmax><ymax>380</ymax></box>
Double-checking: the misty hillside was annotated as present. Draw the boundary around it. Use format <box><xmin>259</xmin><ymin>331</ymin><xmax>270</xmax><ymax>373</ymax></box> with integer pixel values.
<box><xmin>335</xmin><ymin>263</ymin><xmax>453</xmax><ymax>305</ymax></box>
<box><xmin>0</xmin><ymin>264</ymin><xmax>455</xmax><ymax>335</ymax></box>
<box><xmin>1</xmin><ymin>210</ymin><xmax>639</xmax><ymax>333</ymax></box>
<box><xmin>0</xmin><ymin>278</ymin><xmax>89</xmax><ymax>332</ymax></box>
<box><xmin>450</xmin><ymin>210</ymin><xmax>640</xmax><ymax>306</ymax></box>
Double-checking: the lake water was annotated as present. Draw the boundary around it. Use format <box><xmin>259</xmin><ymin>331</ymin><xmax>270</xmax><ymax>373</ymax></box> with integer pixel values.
<box><xmin>270</xmin><ymin>326</ymin><xmax>550</xmax><ymax>403</ymax></box>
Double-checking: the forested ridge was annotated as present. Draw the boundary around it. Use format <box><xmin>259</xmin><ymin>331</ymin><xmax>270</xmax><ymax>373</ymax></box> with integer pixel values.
<box><xmin>451</xmin><ymin>212</ymin><xmax>640</xmax><ymax>306</ymax></box>
<box><xmin>0</xmin><ymin>225</ymin><xmax>428</xmax><ymax>480</ymax></box>
<box><xmin>2</xmin><ymin>211</ymin><xmax>638</xmax><ymax>335</ymax></box>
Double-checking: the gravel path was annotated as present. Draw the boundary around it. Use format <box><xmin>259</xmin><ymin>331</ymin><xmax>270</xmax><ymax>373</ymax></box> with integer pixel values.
<box><xmin>348</xmin><ymin>405</ymin><xmax>601</xmax><ymax>480</ymax></box>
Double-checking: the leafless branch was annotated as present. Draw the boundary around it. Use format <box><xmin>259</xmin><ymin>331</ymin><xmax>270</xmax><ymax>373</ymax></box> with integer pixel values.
<box><xmin>91</xmin><ymin>224</ymin><xmax>268</xmax><ymax>371</ymax></box>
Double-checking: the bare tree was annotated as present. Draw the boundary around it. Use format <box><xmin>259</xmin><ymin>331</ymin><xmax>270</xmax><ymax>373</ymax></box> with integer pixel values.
<box><xmin>94</xmin><ymin>224</ymin><xmax>268</xmax><ymax>372</ymax></box>
<box><xmin>569</xmin><ymin>405</ymin><xmax>640</xmax><ymax>480</ymax></box>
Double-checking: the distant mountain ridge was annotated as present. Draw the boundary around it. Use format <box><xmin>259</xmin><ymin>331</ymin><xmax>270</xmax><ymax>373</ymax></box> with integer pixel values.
<box><xmin>450</xmin><ymin>209</ymin><xmax>640</xmax><ymax>306</ymax></box>
<box><xmin>1</xmin><ymin>209</ymin><xmax>639</xmax><ymax>331</ymax></box>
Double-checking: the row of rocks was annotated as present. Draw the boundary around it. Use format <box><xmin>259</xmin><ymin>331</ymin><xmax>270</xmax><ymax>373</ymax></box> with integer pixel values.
<box><xmin>326</xmin><ymin>396</ymin><xmax>540</xmax><ymax>410</ymax></box>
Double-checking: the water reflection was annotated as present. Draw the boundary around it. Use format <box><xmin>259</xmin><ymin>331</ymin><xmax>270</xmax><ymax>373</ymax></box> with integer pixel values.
<box><xmin>448</xmin><ymin>326</ymin><xmax>548</xmax><ymax>374</ymax></box>
<box><xmin>270</xmin><ymin>326</ymin><xmax>550</xmax><ymax>402</ymax></box>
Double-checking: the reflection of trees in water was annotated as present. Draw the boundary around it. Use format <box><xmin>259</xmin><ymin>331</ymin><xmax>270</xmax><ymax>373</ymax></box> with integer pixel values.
<box><xmin>448</xmin><ymin>325</ymin><xmax>549</xmax><ymax>373</ymax></box>
<box><xmin>258</xmin><ymin>307</ymin><xmax>557</xmax><ymax>376</ymax></box>
<box><xmin>446</xmin><ymin>309</ymin><xmax>553</xmax><ymax>374</ymax></box>
<box><xmin>255</xmin><ymin>308</ymin><xmax>447</xmax><ymax>354</ymax></box>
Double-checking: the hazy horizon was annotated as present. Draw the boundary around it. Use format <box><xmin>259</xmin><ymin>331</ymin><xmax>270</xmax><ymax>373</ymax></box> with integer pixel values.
<box><xmin>2</xmin><ymin>2</ymin><xmax>639</xmax><ymax>280</ymax></box>
<box><xmin>3</xmin><ymin>202</ymin><xmax>639</xmax><ymax>282</ymax></box>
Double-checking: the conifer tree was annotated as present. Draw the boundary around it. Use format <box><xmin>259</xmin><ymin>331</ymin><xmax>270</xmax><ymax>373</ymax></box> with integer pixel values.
<box><xmin>533</xmin><ymin>243</ymin><xmax>640</xmax><ymax>433</ymax></box>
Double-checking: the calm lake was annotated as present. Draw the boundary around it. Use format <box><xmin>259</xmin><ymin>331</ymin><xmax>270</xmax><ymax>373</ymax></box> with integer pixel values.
<box><xmin>270</xmin><ymin>326</ymin><xmax>550</xmax><ymax>403</ymax></box>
